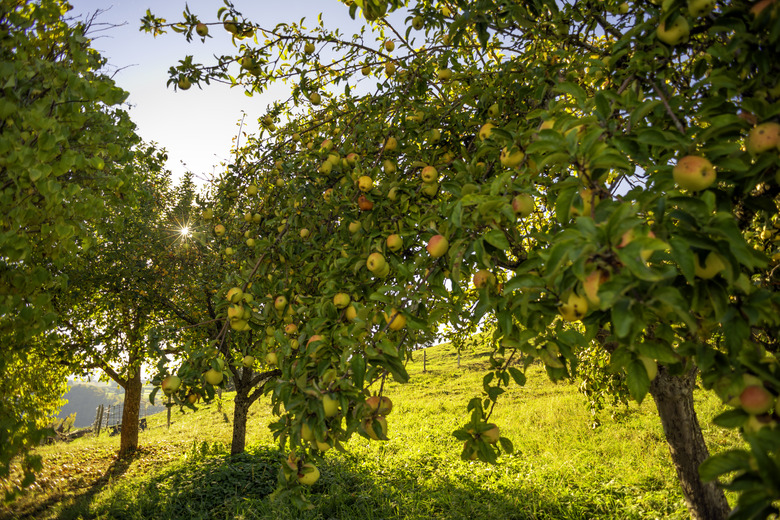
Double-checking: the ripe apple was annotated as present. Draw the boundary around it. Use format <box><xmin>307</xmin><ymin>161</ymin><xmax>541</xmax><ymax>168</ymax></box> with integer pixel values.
<box><xmin>265</xmin><ymin>351</ymin><xmax>278</xmax><ymax>366</ymax></box>
<box><xmin>422</xmin><ymin>182</ymin><xmax>439</xmax><ymax>198</ymax></box>
<box><xmin>437</xmin><ymin>68</ymin><xmax>453</xmax><ymax>81</ymax></box>
<box><xmin>304</xmin><ymin>42</ymin><xmax>315</xmax><ymax>54</ymax></box>
<box><xmin>195</xmin><ymin>23</ymin><xmax>209</xmax><ymax>37</ymax></box>
<box><xmin>386</xmin><ymin>234</ymin><xmax>403</xmax><ymax>252</ymax></box>
<box><xmin>231</xmin><ymin>318</ymin><xmax>250</xmax><ymax>331</ymax></box>
<box><xmin>384</xmin><ymin>40</ymin><xmax>395</xmax><ymax>51</ymax></box>
<box><xmin>473</xmin><ymin>270</ymin><xmax>496</xmax><ymax>289</ymax></box>
<box><xmin>559</xmin><ymin>293</ymin><xmax>588</xmax><ymax>322</ymax></box>
<box><xmin>227</xmin><ymin>304</ymin><xmax>245</xmax><ymax>321</ymax></box>
<box><xmin>481</xmin><ymin>424</ymin><xmax>500</xmax><ymax>444</ymax></box>
<box><xmin>162</xmin><ymin>375</ymin><xmax>181</xmax><ymax>395</ymax></box>
<box><xmin>297</xmin><ymin>463</ymin><xmax>320</xmax><ymax>486</ymax></box>
<box><xmin>427</xmin><ymin>235</ymin><xmax>449</xmax><ymax>258</ymax></box>
<box><xmin>242</xmin><ymin>355</ymin><xmax>254</xmax><ymax>368</ymax></box>
<box><xmin>364</xmin><ymin>416</ymin><xmax>388</xmax><ymax>440</ymax></box>
<box><xmin>204</xmin><ymin>369</ymin><xmax>223</xmax><ymax>385</ymax></box>
<box><xmin>656</xmin><ymin>16</ymin><xmax>690</xmax><ymax>45</ymax></box>
<box><xmin>214</xmin><ymin>224</ymin><xmax>226</xmax><ymax>236</ymax></box>
<box><xmin>421</xmin><ymin>166</ymin><xmax>438</xmax><ymax>183</ymax></box>
<box><xmin>361</xmin><ymin>64</ymin><xmax>371</xmax><ymax>75</ymax></box>
<box><xmin>323</xmin><ymin>394</ymin><xmax>340</xmax><ymax>417</ymax></box>
<box><xmin>512</xmin><ymin>194</ymin><xmax>534</xmax><ymax>217</ymax></box>
<box><xmin>501</xmin><ymin>147</ymin><xmax>525</xmax><ymax>168</ymax></box>
<box><xmin>274</xmin><ymin>295</ymin><xmax>288</xmax><ymax>311</ymax></box>
<box><xmin>672</xmin><ymin>155</ymin><xmax>716</xmax><ymax>191</ymax></box>
<box><xmin>345</xmin><ymin>304</ymin><xmax>358</xmax><ymax>321</ymax></box>
<box><xmin>366</xmin><ymin>395</ymin><xmax>393</xmax><ymax>415</ymax></box>
<box><xmin>383</xmin><ymin>309</ymin><xmax>406</xmax><ymax>331</ymax></box>
<box><xmin>740</xmin><ymin>385</ymin><xmax>775</xmax><ymax>415</ymax></box>
<box><xmin>186</xmin><ymin>392</ymin><xmax>200</xmax><ymax>404</ymax></box>
<box><xmin>687</xmin><ymin>0</ymin><xmax>715</xmax><ymax>16</ymax></box>
<box><xmin>348</xmin><ymin>221</ymin><xmax>362</xmax><ymax>234</ymax></box>
<box><xmin>358</xmin><ymin>175</ymin><xmax>374</xmax><ymax>192</ymax></box>
<box><xmin>308</xmin><ymin>92</ymin><xmax>321</xmax><ymax>105</ymax></box>
<box><xmin>747</xmin><ymin>122</ymin><xmax>780</xmax><ymax>155</ymax></box>
<box><xmin>299</xmin><ymin>228</ymin><xmax>310</xmax><ymax>239</ymax></box>
<box><xmin>583</xmin><ymin>269</ymin><xmax>608</xmax><ymax>306</ymax></box>
<box><xmin>478</xmin><ymin>123</ymin><xmax>495</xmax><ymax>140</ymax></box>
<box><xmin>358</xmin><ymin>194</ymin><xmax>374</xmax><ymax>211</ymax></box>
<box><xmin>694</xmin><ymin>251</ymin><xmax>726</xmax><ymax>279</ymax></box>
<box><xmin>412</xmin><ymin>15</ymin><xmax>424</xmax><ymax>29</ymax></box>
<box><xmin>333</xmin><ymin>292</ymin><xmax>351</xmax><ymax>309</ymax></box>
<box><xmin>285</xmin><ymin>323</ymin><xmax>298</xmax><ymax>335</ymax></box>
<box><xmin>384</xmin><ymin>62</ymin><xmax>396</xmax><ymax>76</ymax></box>
<box><xmin>383</xmin><ymin>136</ymin><xmax>398</xmax><ymax>152</ymax></box>
<box><xmin>227</xmin><ymin>287</ymin><xmax>244</xmax><ymax>303</ymax></box>
<box><xmin>367</xmin><ymin>252</ymin><xmax>386</xmax><ymax>273</ymax></box>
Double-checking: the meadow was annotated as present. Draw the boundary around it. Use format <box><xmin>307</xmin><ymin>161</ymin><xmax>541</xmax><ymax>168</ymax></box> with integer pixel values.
<box><xmin>1</xmin><ymin>342</ymin><xmax>742</xmax><ymax>520</ymax></box>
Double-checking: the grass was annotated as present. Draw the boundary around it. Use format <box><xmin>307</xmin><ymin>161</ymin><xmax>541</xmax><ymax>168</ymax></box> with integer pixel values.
<box><xmin>1</xmin><ymin>342</ymin><xmax>743</xmax><ymax>520</ymax></box>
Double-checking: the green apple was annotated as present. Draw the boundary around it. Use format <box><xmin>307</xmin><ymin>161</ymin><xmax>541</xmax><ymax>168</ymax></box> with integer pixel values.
<box><xmin>301</xmin><ymin>423</ymin><xmax>315</xmax><ymax>442</ymax></box>
<box><xmin>422</xmin><ymin>182</ymin><xmax>439</xmax><ymax>198</ymax></box>
<box><xmin>687</xmin><ymin>0</ymin><xmax>715</xmax><ymax>16</ymax></box>
<box><xmin>386</xmin><ymin>234</ymin><xmax>403</xmax><ymax>252</ymax></box>
<box><xmin>385</xmin><ymin>62</ymin><xmax>396</xmax><ymax>76</ymax></box>
<box><xmin>384</xmin><ymin>40</ymin><xmax>395</xmax><ymax>51</ymax></box>
<box><xmin>363</xmin><ymin>416</ymin><xmax>388</xmax><ymax>440</ymax></box>
<box><xmin>297</xmin><ymin>463</ymin><xmax>319</xmax><ymax>485</ymax></box>
<box><xmin>345</xmin><ymin>304</ymin><xmax>358</xmax><ymax>321</ymax></box>
<box><xmin>358</xmin><ymin>175</ymin><xmax>374</xmax><ymax>192</ymax></box>
<box><xmin>473</xmin><ymin>270</ymin><xmax>496</xmax><ymax>289</ymax></box>
<box><xmin>195</xmin><ymin>23</ymin><xmax>209</xmax><ymax>37</ymax></box>
<box><xmin>178</xmin><ymin>77</ymin><xmax>192</xmax><ymax>90</ymax></box>
<box><xmin>161</xmin><ymin>375</ymin><xmax>181</xmax><ymax>395</ymax></box>
<box><xmin>656</xmin><ymin>16</ymin><xmax>690</xmax><ymax>45</ymax></box>
<box><xmin>421</xmin><ymin>166</ymin><xmax>438</xmax><ymax>183</ymax></box>
<box><xmin>559</xmin><ymin>293</ymin><xmax>588</xmax><ymax>322</ymax></box>
<box><xmin>204</xmin><ymin>368</ymin><xmax>223</xmax><ymax>385</ymax></box>
<box><xmin>333</xmin><ymin>292</ymin><xmax>351</xmax><ymax>309</ymax></box>
<box><xmin>299</xmin><ymin>228</ymin><xmax>310</xmax><ymax>239</ymax></box>
<box><xmin>481</xmin><ymin>424</ymin><xmax>500</xmax><ymax>444</ymax></box>
<box><xmin>478</xmin><ymin>122</ymin><xmax>495</xmax><ymax>140</ymax></box>
<box><xmin>383</xmin><ymin>136</ymin><xmax>398</xmax><ymax>152</ymax></box>
<box><xmin>227</xmin><ymin>304</ymin><xmax>245</xmax><ymax>321</ymax></box>
<box><xmin>694</xmin><ymin>251</ymin><xmax>726</xmax><ymax>279</ymax></box>
<box><xmin>501</xmin><ymin>147</ymin><xmax>525</xmax><ymax>168</ymax></box>
<box><xmin>427</xmin><ymin>234</ymin><xmax>449</xmax><ymax>257</ymax></box>
<box><xmin>348</xmin><ymin>221</ymin><xmax>362</xmax><ymax>234</ymax></box>
<box><xmin>223</xmin><ymin>21</ymin><xmax>238</xmax><ymax>33</ymax></box>
<box><xmin>383</xmin><ymin>159</ymin><xmax>397</xmax><ymax>173</ymax></box>
<box><xmin>265</xmin><ymin>351</ymin><xmax>278</xmax><ymax>366</ymax></box>
<box><xmin>673</xmin><ymin>155</ymin><xmax>716</xmax><ymax>191</ymax></box>
<box><xmin>242</xmin><ymin>355</ymin><xmax>255</xmax><ymax>368</ymax></box>
<box><xmin>304</xmin><ymin>42</ymin><xmax>315</xmax><ymax>54</ymax></box>
<box><xmin>361</xmin><ymin>64</ymin><xmax>371</xmax><ymax>76</ymax></box>
<box><xmin>747</xmin><ymin>122</ymin><xmax>780</xmax><ymax>155</ymax></box>
<box><xmin>323</xmin><ymin>394</ymin><xmax>340</xmax><ymax>417</ymax></box>
<box><xmin>512</xmin><ymin>194</ymin><xmax>534</xmax><ymax>217</ymax></box>
<box><xmin>274</xmin><ymin>295</ymin><xmax>288</xmax><ymax>311</ymax></box>
<box><xmin>437</xmin><ymin>68</ymin><xmax>453</xmax><ymax>81</ymax></box>
<box><xmin>214</xmin><ymin>224</ymin><xmax>226</xmax><ymax>236</ymax></box>
<box><xmin>488</xmin><ymin>103</ymin><xmax>499</xmax><ymax>118</ymax></box>
<box><xmin>366</xmin><ymin>252</ymin><xmax>386</xmax><ymax>273</ymax></box>
<box><xmin>227</xmin><ymin>287</ymin><xmax>243</xmax><ymax>303</ymax></box>
<box><xmin>202</xmin><ymin>208</ymin><xmax>213</xmax><ymax>220</ymax></box>
<box><xmin>412</xmin><ymin>15</ymin><xmax>424</xmax><ymax>30</ymax></box>
<box><xmin>308</xmin><ymin>92</ymin><xmax>321</xmax><ymax>105</ymax></box>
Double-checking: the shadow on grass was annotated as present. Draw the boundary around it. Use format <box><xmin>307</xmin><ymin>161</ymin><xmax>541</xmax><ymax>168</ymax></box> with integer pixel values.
<box><xmin>84</xmin><ymin>444</ymin><xmax>671</xmax><ymax>520</ymax></box>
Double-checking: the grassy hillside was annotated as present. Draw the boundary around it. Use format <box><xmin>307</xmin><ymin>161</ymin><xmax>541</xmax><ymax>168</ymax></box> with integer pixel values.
<box><xmin>57</xmin><ymin>382</ymin><xmax>168</xmax><ymax>428</ymax></box>
<box><xmin>2</xmin><ymin>343</ymin><xmax>742</xmax><ymax>520</ymax></box>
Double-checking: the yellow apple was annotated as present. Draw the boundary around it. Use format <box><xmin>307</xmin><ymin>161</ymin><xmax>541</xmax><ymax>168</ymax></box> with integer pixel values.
<box><xmin>427</xmin><ymin>234</ymin><xmax>449</xmax><ymax>258</ymax></box>
<box><xmin>304</xmin><ymin>42</ymin><xmax>315</xmax><ymax>54</ymax></box>
<box><xmin>383</xmin><ymin>136</ymin><xmax>398</xmax><ymax>152</ymax></box>
<box><xmin>297</xmin><ymin>463</ymin><xmax>319</xmax><ymax>485</ymax></box>
<box><xmin>333</xmin><ymin>293</ymin><xmax>351</xmax><ymax>309</ymax></box>
<box><xmin>384</xmin><ymin>40</ymin><xmax>395</xmax><ymax>51</ymax></box>
<box><xmin>478</xmin><ymin>122</ymin><xmax>495</xmax><ymax>140</ymax></box>
<box><xmin>348</xmin><ymin>221</ymin><xmax>362</xmax><ymax>234</ymax></box>
<box><xmin>204</xmin><ymin>368</ymin><xmax>223</xmax><ymax>385</ymax></box>
<box><xmin>747</xmin><ymin>122</ymin><xmax>780</xmax><ymax>155</ymax></box>
<box><xmin>481</xmin><ymin>424</ymin><xmax>500</xmax><ymax>444</ymax></box>
<box><xmin>437</xmin><ymin>68</ymin><xmax>453</xmax><ymax>81</ymax></box>
<box><xmin>559</xmin><ymin>293</ymin><xmax>588</xmax><ymax>322</ymax></box>
<box><xmin>383</xmin><ymin>309</ymin><xmax>406</xmax><ymax>330</ymax></box>
<box><xmin>301</xmin><ymin>423</ymin><xmax>315</xmax><ymax>442</ymax></box>
<box><xmin>387</xmin><ymin>234</ymin><xmax>403</xmax><ymax>252</ymax></box>
<box><xmin>687</xmin><ymin>0</ymin><xmax>715</xmax><ymax>16</ymax></box>
<box><xmin>656</xmin><ymin>16</ymin><xmax>690</xmax><ymax>45</ymax></box>
<box><xmin>242</xmin><ymin>355</ymin><xmax>254</xmax><ymax>368</ymax></box>
<box><xmin>214</xmin><ymin>224</ymin><xmax>226</xmax><ymax>236</ymax></box>
<box><xmin>161</xmin><ymin>375</ymin><xmax>181</xmax><ymax>395</ymax></box>
<box><xmin>265</xmin><ymin>351</ymin><xmax>278</xmax><ymax>365</ymax></box>
<box><xmin>421</xmin><ymin>166</ymin><xmax>438</xmax><ymax>183</ymax></box>
<box><xmin>673</xmin><ymin>155</ymin><xmax>716</xmax><ymax>191</ymax></box>
<box><xmin>345</xmin><ymin>304</ymin><xmax>358</xmax><ymax>321</ymax></box>
<box><xmin>366</xmin><ymin>252</ymin><xmax>387</xmax><ymax>273</ymax></box>
<box><xmin>178</xmin><ymin>77</ymin><xmax>192</xmax><ymax>90</ymax></box>
<box><xmin>274</xmin><ymin>295</ymin><xmax>288</xmax><ymax>311</ymax></box>
<box><xmin>383</xmin><ymin>159</ymin><xmax>397</xmax><ymax>173</ymax></box>
<box><xmin>512</xmin><ymin>194</ymin><xmax>534</xmax><ymax>217</ymax></box>
<box><xmin>473</xmin><ymin>270</ymin><xmax>496</xmax><ymax>289</ymax></box>
<box><xmin>501</xmin><ymin>146</ymin><xmax>525</xmax><ymax>168</ymax></box>
<box><xmin>358</xmin><ymin>175</ymin><xmax>374</xmax><ymax>192</ymax></box>
<box><xmin>226</xmin><ymin>287</ymin><xmax>244</xmax><ymax>303</ymax></box>
<box><xmin>308</xmin><ymin>92</ymin><xmax>321</xmax><ymax>105</ymax></box>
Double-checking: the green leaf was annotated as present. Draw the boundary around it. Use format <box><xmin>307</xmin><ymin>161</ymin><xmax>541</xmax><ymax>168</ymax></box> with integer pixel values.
<box><xmin>483</xmin><ymin>229</ymin><xmax>510</xmax><ymax>250</ymax></box>
<box><xmin>626</xmin><ymin>359</ymin><xmax>650</xmax><ymax>403</ymax></box>
<box><xmin>698</xmin><ymin>450</ymin><xmax>752</xmax><ymax>482</ymax></box>
<box><xmin>712</xmin><ymin>409</ymin><xmax>749</xmax><ymax>429</ymax></box>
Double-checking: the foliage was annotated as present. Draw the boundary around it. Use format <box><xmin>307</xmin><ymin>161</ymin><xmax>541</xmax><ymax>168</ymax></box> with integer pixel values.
<box><xmin>143</xmin><ymin>0</ymin><xmax>780</xmax><ymax>515</ymax></box>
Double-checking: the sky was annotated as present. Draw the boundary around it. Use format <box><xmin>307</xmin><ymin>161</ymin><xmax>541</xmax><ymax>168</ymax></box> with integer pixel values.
<box><xmin>65</xmin><ymin>0</ymin><xmax>379</xmax><ymax>186</ymax></box>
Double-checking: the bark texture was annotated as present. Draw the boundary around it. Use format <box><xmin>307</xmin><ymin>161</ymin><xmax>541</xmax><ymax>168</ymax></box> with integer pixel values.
<box><xmin>118</xmin><ymin>368</ymin><xmax>142</xmax><ymax>457</ymax></box>
<box><xmin>649</xmin><ymin>366</ymin><xmax>730</xmax><ymax>520</ymax></box>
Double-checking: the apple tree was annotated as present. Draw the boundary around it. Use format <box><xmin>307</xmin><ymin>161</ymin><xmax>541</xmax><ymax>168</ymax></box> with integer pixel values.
<box><xmin>146</xmin><ymin>0</ymin><xmax>780</xmax><ymax>517</ymax></box>
<box><xmin>0</xmin><ymin>0</ymin><xmax>142</xmax><ymax>485</ymax></box>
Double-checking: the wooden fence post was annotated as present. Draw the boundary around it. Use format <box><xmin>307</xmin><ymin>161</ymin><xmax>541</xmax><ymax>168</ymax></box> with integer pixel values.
<box><xmin>423</xmin><ymin>350</ymin><xmax>427</xmax><ymax>373</ymax></box>
<box><xmin>94</xmin><ymin>404</ymin><xmax>103</xmax><ymax>436</ymax></box>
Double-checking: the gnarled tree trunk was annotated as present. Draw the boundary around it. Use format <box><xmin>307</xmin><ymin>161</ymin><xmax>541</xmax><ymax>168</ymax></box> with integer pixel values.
<box><xmin>118</xmin><ymin>368</ymin><xmax>142</xmax><ymax>457</ymax></box>
<box><xmin>649</xmin><ymin>365</ymin><xmax>730</xmax><ymax>520</ymax></box>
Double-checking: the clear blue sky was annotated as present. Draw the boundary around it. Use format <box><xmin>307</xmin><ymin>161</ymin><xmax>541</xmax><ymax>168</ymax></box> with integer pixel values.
<box><xmin>65</xmin><ymin>0</ymin><xmax>387</xmax><ymax>186</ymax></box>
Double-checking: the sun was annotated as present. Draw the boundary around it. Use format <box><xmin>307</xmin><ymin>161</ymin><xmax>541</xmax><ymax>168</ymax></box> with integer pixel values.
<box><xmin>179</xmin><ymin>226</ymin><xmax>191</xmax><ymax>237</ymax></box>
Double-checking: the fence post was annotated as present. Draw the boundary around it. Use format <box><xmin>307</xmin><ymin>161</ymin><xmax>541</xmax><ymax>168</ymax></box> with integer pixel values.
<box><xmin>105</xmin><ymin>405</ymin><xmax>111</xmax><ymax>431</ymax></box>
<box><xmin>94</xmin><ymin>405</ymin><xmax>103</xmax><ymax>436</ymax></box>
<box><xmin>423</xmin><ymin>350</ymin><xmax>427</xmax><ymax>373</ymax></box>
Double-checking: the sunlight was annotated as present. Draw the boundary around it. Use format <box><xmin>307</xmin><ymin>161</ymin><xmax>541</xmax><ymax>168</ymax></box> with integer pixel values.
<box><xmin>179</xmin><ymin>226</ymin><xmax>190</xmax><ymax>237</ymax></box>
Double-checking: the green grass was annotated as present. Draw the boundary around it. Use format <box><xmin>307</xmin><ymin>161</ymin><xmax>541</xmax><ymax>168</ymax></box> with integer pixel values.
<box><xmin>1</xmin><ymin>342</ymin><xmax>743</xmax><ymax>519</ymax></box>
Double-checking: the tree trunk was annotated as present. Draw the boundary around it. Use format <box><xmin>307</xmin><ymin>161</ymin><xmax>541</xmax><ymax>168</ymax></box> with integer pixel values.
<box><xmin>649</xmin><ymin>365</ymin><xmax>730</xmax><ymax>520</ymax></box>
<box><xmin>118</xmin><ymin>368</ymin><xmax>142</xmax><ymax>457</ymax></box>
<box><xmin>231</xmin><ymin>380</ymin><xmax>250</xmax><ymax>456</ymax></box>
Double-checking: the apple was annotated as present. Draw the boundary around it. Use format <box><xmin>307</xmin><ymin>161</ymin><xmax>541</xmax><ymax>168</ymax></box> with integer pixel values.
<box><xmin>299</xmin><ymin>228</ymin><xmax>310</xmax><ymax>239</ymax></box>
<box><xmin>747</xmin><ymin>122</ymin><xmax>780</xmax><ymax>155</ymax></box>
<box><xmin>333</xmin><ymin>293</ymin><xmax>351</xmax><ymax>309</ymax></box>
<box><xmin>437</xmin><ymin>68</ymin><xmax>453</xmax><ymax>81</ymax></box>
<box><xmin>227</xmin><ymin>304</ymin><xmax>245</xmax><ymax>321</ymax></box>
<box><xmin>297</xmin><ymin>463</ymin><xmax>319</xmax><ymax>486</ymax></box>
<box><xmin>214</xmin><ymin>358</ymin><xmax>225</xmax><ymax>371</ymax></box>
<box><xmin>694</xmin><ymin>251</ymin><xmax>726</xmax><ymax>279</ymax></box>
<box><xmin>481</xmin><ymin>424</ymin><xmax>500</xmax><ymax>444</ymax></box>
<box><xmin>386</xmin><ymin>234</ymin><xmax>403</xmax><ymax>252</ymax></box>
<box><xmin>583</xmin><ymin>269</ymin><xmax>607</xmax><ymax>306</ymax></box>
<box><xmin>412</xmin><ymin>15</ymin><xmax>424</xmax><ymax>29</ymax></box>
<box><xmin>383</xmin><ymin>159</ymin><xmax>397</xmax><ymax>173</ymax></box>
<box><xmin>384</xmin><ymin>62</ymin><xmax>396</xmax><ymax>76</ymax></box>
<box><xmin>345</xmin><ymin>304</ymin><xmax>358</xmax><ymax>321</ymax></box>
<box><xmin>488</xmin><ymin>103</ymin><xmax>499</xmax><ymax>118</ymax></box>
<box><xmin>301</xmin><ymin>423</ymin><xmax>315</xmax><ymax>442</ymax></box>
<box><xmin>226</xmin><ymin>287</ymin><xmax>244</xmax><ymax>303</ymax></box>
<box><xmin>323</xmin><ymin>188</ymin><xmax>333</xmax><ymax>202</ymax></box>
<box><xmin>224</xmin><ymin>247</ymin><xmax>234</xmax><ymax>256</ymax></box>
<box><xmin>473</xmin><ymin>270</ymin><xmax>496</xmax><ymax>289</ymax></box>
<box><xmin>478</xmin><ymin>123</ymin><xmax>495</xmax><ymax>140</ymax></box>
<box><xmin>421</xmin><ymin>166</ymin><xmax>438</xmax><ymax>183</ymax></box>
<box><xmin>672</xmin><ymin>155</ymin><xmax>716</xmax><ymax>191</ymax></box>
<box><xmin>323</xmin><ymin>394</ymin><xmax>340</xmax><ymax>417</ymax></box>
<box><xmin>242</xmin><ymin>355</ymin><xmax>254</xmax><ymax>368</ymax></box>
<box><xmin>285</xmin><ymin>323</ymin><xmax>298</xmax><ymax>335</ymax></box>
<box><xmin>463</xmin><ymin>442</ymin><xmax>478</xmax><ymax>460</ymax></box>
<box><xmin>265</xmin><ymin>351</ymin><xmax>278</xmax><ymax>366</ymax></box>
<box><xmin>559</xmin><ymin>293</ymin><xmax>588</xmax><ymax>322</ymax></box>
<box><xmin>195</xmin><ymin>23</ymin><xmax>209</xmax><ymax>37</ymax></box>
<box><xmin>231</xmin><ymin>319</ymin><xmax>249</xmax><ymax>331</ymax></box>
<box><xmin>366</xmin><ymin>395</ymin><xmax>393</xmax><ymax>415</ymax></box>
<box><xmin>367</xmin><ymin>252</ymin><xmax>386</xmax><ymax>273</ymax></box>
<box><xmin>358</xmin><ymin>175</ymin><xmax>374</xmax><ymax>192</ymax></box>
<box><xmin>656</xmin><ymin>16</ymin><xmax>690</xmax><ymax>45</ymax></box>
<box><xmin>361</xmin><ymin>65</ymin><xmax>371</xmax><ymax>76</ymax></box>
<box><xmin>162</xmin><ymin>375</ymin><xmax>181</xmax><ymax>395</ymax></box>
<box><xmin>383</xmin><ymin>309</ymin><xmax>406</xmax><ymax>330</ymax></box>
<box><xmin>178</xmin><ymin>77</ymin><xmax>192</xmax><ymax>90</ymax></box>
<box><xmin>202</xmin><ymin>208</ymin><xmax>213</xmax><ymax>220</ymax></box>
<box><xmin>512</xmin><ymin>194</ymin><xmax>534</xmax><ymax>217</ymax></box>
<box><xmin>308</xmin><ymin>92</ymin><xmax>321</xmax><ymax>105</ymax></box>
<box><xmin>304</xmin><ymin>42</ymin><xmax>315</xmax><ymax>54</ymax></box>
<box><xmin>246</xmin><ymin>238</ymin><xmax>256</xmax><ymax>247</ymax></box>
<box><xmin>358</xmin><ymin>194</ymin><xmax>374</xmax><ymax>211</ymax></box>
<box><xmin>364</xmin><ymin>416</ymin><xmax>388</xmax><ymax>440</ymax></box>
<box><xmin>348</xmin><ymin>221</ymin><xmax>362</xmax><ymax>234</ymax></box>
<box><xmin>422</xmin><ymin>182</ymin><xmax>439</xmax><ymax>198</ymax></box>
<box><xmin>274</xmin><ymin>295</ymin><xmax>288</xmax><ymax>311</ymax></box>
<box><xmin>214</xmin><ymin>224</ymin><xmax>226</xmax><ymax>236</ymax></box>
<box><xmin>384</xmin><ymin>40</ymin><xmax>395</xmax><ymax>52</ymax></box>
<box><xmin>687</xmin><ymin>0</ymin><xmax>715</xmax><ymax>16</ymax></box>
<box><xmin>740</xmin><ymin>385</ymin><xmax>775</xmax><ymax>415</ymax></box>
<box><xmin>383</xmin><ymin>136</ymin><xmax>398</xmax><ymax>152</ymax></box>
<box><xmin>204</xmin><ymin>369</ymin><xmax>223</xmax><ymax>385</ymax></box>
<box><xmin>427</xmin><ymin>234</ymin><xmax>449</xmax><ymax>258</ymax></box>
<box><xmin>186</xmin><ymin>392</ymin><xmax>200</xmax><ymax>404</ymax></box>
<box><xmin>501</xmin><ymin>147</ymin><xmax>525</xmax><ymax>168</ymax></box>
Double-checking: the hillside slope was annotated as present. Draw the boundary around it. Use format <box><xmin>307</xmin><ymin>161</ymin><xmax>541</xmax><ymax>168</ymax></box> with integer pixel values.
<box><xmin>2</xmin><ymin>342</ymin><xmax>741</xmax><ymax>520</ymax></box>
